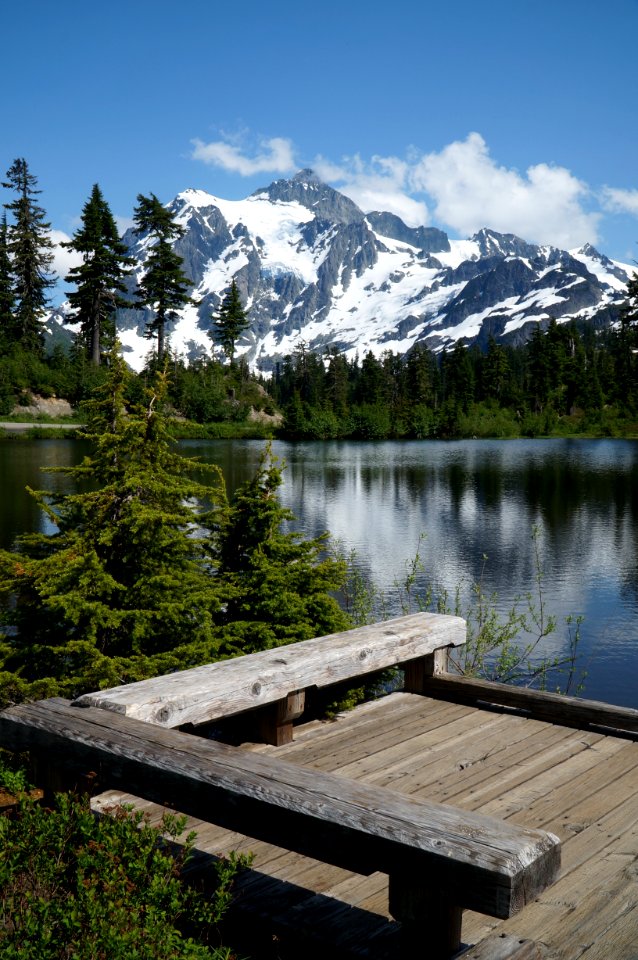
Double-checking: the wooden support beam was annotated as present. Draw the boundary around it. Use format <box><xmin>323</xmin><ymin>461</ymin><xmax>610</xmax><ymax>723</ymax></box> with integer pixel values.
<box><xmin>29</xmin><ymin>753</ymin><xmax>99</xmax><ymax>804</ymax></box>
<box><xmin>404</xmin><ymin>646</ymin><xmax>451</xmax><ymax>694</ymax></box>
<box><xmin>257</xmin><ymin>690</ymin><xmax>306</xmax><ymax>746</ymax></box>
<box><xmin>419</xmin><ymin>675</ymin><xmax>638</xmax><ymax>736</ymax></box>
<box><xmin>388</xmin><ymin>873</ymin><xmax>463</xmax><ymax>959</ymax></box>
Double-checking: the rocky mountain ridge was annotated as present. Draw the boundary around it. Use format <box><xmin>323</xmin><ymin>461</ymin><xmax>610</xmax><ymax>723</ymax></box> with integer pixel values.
<box><xmin>50</xmin><ymin>170</ymin><xmax>634</xmax><ymax>371</ymax></box>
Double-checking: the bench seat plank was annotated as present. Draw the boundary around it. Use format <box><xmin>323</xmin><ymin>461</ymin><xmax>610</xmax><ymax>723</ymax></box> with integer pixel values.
<box><xmin>75</xmin><ymin>613</ymin><xmax>465</xmax><ymax>728</ymax></box>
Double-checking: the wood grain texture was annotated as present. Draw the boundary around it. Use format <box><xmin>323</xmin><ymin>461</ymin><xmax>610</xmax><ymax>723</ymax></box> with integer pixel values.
<box><xmin>420</xmin><ymin>675</ymin><xmax>638</xmax><ymax>735</ymax></box>
<box><xmin>461</xmin><ymin>933</ymin><xmax>540</xmax><ymax>959</ymax></box>
<box><xmin>74</xmin><ymin>613</ymin><xmax>466</xmax><ymax>728</ymax></box>
<box><xmin>0</xmin><ymin>697</ymin><xmax>559</xmax><ymax>921</ymax></box>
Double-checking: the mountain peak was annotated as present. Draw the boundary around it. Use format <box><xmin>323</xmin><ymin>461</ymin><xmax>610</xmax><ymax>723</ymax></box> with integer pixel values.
<box><xmin>471</xmin><ymin>228</ymin><xmax>539</xmax><ymax>259</ymax></box>
<box><xmin>577</xmin><ymin>242</ymin><xmax>604</xmax><ymax>260</ymax></box>
<box><xmin>173</xmin><ymin>187</ymin><xmax>219</xmax><ymax>210</ymax></box>
<box><xmin>291</xmin><ymin>168</ymin><xmax>323</xmax><ymax>184</ymax></box>
<box><xmin>366</xmin><ymin>211</ymin><xmax>450</xmax><ymax>254</ymax></box>
<box><xmin>252</xmin><ymin>169</ymin><xmax>364</xmax><ymax>224</ymax></box>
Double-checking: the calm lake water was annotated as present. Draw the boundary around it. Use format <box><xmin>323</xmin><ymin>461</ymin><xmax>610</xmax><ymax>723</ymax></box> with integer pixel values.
<box><xmin>1</xmin><ymin>437</ymin><xmax>637</xmax><ymax>708</ymax></box>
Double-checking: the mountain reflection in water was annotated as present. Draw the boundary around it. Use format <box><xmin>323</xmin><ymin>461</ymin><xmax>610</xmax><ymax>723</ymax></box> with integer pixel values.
<box><xmin>2</xmin><ymin>437</ymin><xmax>637</xmax><ymax>708</ymax></box>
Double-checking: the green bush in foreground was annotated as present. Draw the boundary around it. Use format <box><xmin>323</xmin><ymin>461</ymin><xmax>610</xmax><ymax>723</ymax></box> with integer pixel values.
<box><xmin>0</xmin><ymin>775</ymin><xmax>247</xmax><ymax>959</ymax></box>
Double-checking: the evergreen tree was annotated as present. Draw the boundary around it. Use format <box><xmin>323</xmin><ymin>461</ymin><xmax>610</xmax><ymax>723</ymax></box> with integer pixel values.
<box><xmin>2</xmin><ymin>159</ymin><xmax>55</xmax><ymax>352</ymax></box>
<box><xmin>405</xmin><ymin>345</ymin><xmax>438</xmax><ymax>408</ymax></box>
<box><xmin>325</xmin><ymin>347</ymin><xmax>350</xmax><ymax>418</ymax></box>
<box><xmin>482</xmin><ymin>337</ymin><xmax>512</xmax><ymax>404</ymax></box>
<box><xmin>133</xmin><ymin>194</ymin><xmax>191</xmax><ymax>363</ymax></box>
<box><xmin>443</xmin><ymin>341</ymin><xmax>475</xmax><ymax>412</ymax></box>
<box><xmin>355</xmin><ymin>351</ymin><xmax>387</xmax><ymax>406</ymax></box>
<box><xmin>210</xmin><ymin>278</ymin><xmax>250</xmax><ymax>365</ymax></box>
<box><xmin>526</xmin><ymin>324</ymin><xmax>552</xmax><ymax>413</ymax></box>
<box><xmin>0</xmin><ymin>351</ymin><xmax>225</xmax><ymax>700</ymax></box>
<box><xmin>615</xmin><ymin>272</ymin><xmax>638</xmax><ymax>409</ymax></box>
<box><xmin>0</xmin><ymin>214</ymin><xmax>15</xmax><ymax>350</ymax></box>
<box><xmin>63</xmin><ymin>184</ymin><xmax>133</xmax><ymax>365</ymax></box>
<box><xmin>0</xmin><ymin>355</ymin><xmax>350</xmax><ymax>703</ymax></box>
<box><xmin>213</xmin><ymin>446</ymin><xmax>349</xmax><ymax>655</ymax></box>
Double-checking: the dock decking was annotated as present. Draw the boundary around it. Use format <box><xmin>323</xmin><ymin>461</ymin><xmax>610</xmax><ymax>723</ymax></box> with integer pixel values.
<box><xmin>93</xmin><ymin>690</ymin><xmax>638</xmax><ymax>959</ymax></box>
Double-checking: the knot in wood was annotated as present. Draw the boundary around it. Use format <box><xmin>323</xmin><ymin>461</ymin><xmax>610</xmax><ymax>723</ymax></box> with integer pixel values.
<box><xmin>252</xmin><ymin>682</ymin><xmax>262</xmax><ymax>696</ymax></box>
<box><xmin>358</xmin><ymin>648</ymin><xmax>371</xmax><ymax>661</ymax></box>
<box><xmin>156</xmin><ymin>705</ymin><xmax>172</xmax><ymax>723</ymax></box>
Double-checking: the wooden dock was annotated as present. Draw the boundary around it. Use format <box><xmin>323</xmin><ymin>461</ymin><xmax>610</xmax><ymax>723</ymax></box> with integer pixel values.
<box><xmin>2</xmin><ymin>613</ymin><xmax>638</xmax><ymax>959</ymax></box>
<box><xmin>88</xmin><ymin>690</ymin><xmax>638</xmax><ymax>959</ymax></box>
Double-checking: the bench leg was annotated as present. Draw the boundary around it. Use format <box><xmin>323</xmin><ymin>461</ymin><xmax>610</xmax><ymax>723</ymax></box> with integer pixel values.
<box><xmin>389</xmin><ymin>873</ymin><xmax>463</xmax><ymax>959</ymax></box>
<box><xmin>258</xmin><ymin>690</ymin><xmax>306</xmax><ymax>746</ymax></box>
<box><xmin>30</xmin><ymin>752</ymin><xmax>100</xmax><ymax>804</ymax></box>
<box><xmin>404</xmin><ymin>646</ymin><xmax>450</xmax><ymax>695</ymax></box>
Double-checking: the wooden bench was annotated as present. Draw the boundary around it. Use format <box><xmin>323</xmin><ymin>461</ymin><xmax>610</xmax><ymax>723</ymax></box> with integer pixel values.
<box><xmin>76</xmin><ymin>612</ymin><xmax>466</xmax><ymax>744</ymax></box>
<box><xmin>0</xmin><ymin>696</ymin><xmax>561</xmax><ymax>959</ymax></box>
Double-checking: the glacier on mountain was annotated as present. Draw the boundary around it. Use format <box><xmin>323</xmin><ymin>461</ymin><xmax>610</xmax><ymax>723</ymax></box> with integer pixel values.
<box><xmin>49</xmin><ymin>170</ymin><xmax>634</xmax><ymax>372</ymax></box>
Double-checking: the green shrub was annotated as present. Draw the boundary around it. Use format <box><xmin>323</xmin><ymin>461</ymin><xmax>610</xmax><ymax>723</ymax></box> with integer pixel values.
<box><xmin>0</xmin><ymin>775</ymin><xmax>248</xmax><ymax>959</ymax></box>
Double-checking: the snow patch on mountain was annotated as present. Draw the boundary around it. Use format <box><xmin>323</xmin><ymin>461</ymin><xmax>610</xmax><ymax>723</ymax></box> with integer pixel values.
<box><xmin>49</xmin><ymin>172</ymin><xmax>634</xmax><ymax>372</ymax></box>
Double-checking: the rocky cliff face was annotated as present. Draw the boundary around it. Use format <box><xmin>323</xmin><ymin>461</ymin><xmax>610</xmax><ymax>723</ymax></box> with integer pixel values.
<box><xmin>56</xmin><ymin>170</ymin><xmax>634</xmax><ymax>371</ymax></box>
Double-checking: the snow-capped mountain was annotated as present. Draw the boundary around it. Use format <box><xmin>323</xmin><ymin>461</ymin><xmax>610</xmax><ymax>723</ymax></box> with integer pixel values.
<box><xmin>59</xmin><ymin>170</ymin><xmax>636</xmax><ymax>371</ymax></box>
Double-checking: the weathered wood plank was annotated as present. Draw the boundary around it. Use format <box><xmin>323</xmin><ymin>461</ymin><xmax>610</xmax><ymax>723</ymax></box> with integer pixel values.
<box><xmin>420</xmin><ymin>675</ymin><xmax>638</xmax><ymax>735</ymax></box>
<box><xmin>461</xmin><ymin>933</ymin><xmax>541</xmax><ymax>959</ymax></box>
<box><xmin>75</xmin><ymin>613</ymin><xmax>466</xmax><ymax>728</ymax></box>
<box><xmin>487</xmin><ymin>738</ymin><xmax>637</xmax><ymax>826</ymax></box>
<box><xmin>334</xmin><ymin>710</ymin><xmax>508</xmax><ymax>783</ymax></box>
<box><xmin>271</xmin><ymin>694</ymin><xmax>459</xmax><ymax>764</ymax></box>
<box><xmin>0</xmin><ymin>697</ymin><xmax>559</xmax><ymax>921</ymax></box>
<box><xmin>299</xmin><ymin>701</ymin><xmax>474</xmax><ymax>774</ymax></box>
<box><xmin>431</xmin><ymin>725</ymin><xmax>596</xmax><ymax>808</ymax></box>
<box><xmin>383</xmin><ymin>717</ymin><xmax>570</xmax><ymax>798</ymax></box>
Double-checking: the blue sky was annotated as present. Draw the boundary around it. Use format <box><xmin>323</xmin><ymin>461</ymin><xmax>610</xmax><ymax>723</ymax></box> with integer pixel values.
<box><xmin>4</xmin><ymin>0</ymin><xmax>638</xmax><ymax>284</ymax></box>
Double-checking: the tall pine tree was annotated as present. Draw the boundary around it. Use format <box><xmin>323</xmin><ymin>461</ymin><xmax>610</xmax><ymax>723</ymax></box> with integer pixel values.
<box><xmin>0</xmin><ymin>350</ymin><xmax>226</xmax><ymax>701</ymax></box>
<box><xmin>0</xmin><ymin>214</ymin><xmax>15</xmax><ymax>351</ymax></box>
<box><xmin>213</xmin><ymin>446</ymin><xmax>349</xmax><ymax>656</ymax></box>
<box><xmin>210</xmin><ymin>278</ymin><xmax>250</xmax><ymax>365</ymax></box>
<box><xmin>133</xmin><ymin>194</ymin><xmax>191</xmax><ymax>363</ymax></box>
<box><xmin>63</xmin><ymin>184</ymin><xmax>133</xmax><ymax>365</ymax></box>
<box><xmin>615</xmin><ymin>272</ymin><xmax>638</xmax><ymax>409</ymax></box>
<box><xmin>2</xmin><ymin>159</ymin><xmax>55</xmax><ymax>353</ymax></box>
<box><xmin>0</xmin><ymin>355</ymin><xmax>349</xmax><ymax>704</ymax></box>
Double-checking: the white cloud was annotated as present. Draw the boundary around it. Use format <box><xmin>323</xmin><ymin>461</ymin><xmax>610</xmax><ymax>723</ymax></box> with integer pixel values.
<box><xmin>601</xmin><ymin>186</ymin><xmax>638</xmax><ymax>216</ymax></box>
<box><xmin>191</xmin><ymin>136</ymin><xmax>296</xmax><ymax>176</ymax></box>
<box><xmin>189</xmin><ymin>128</ymin><xmax>631</xmax><ymax>248</ymax></box>
<box><xmin>49</xmin><ymin>230</ymin><xmax>83</xmax><ymax>282</ymax></box>
<box><xmin>410</xmin><ymin>133</ymin><xmax>599</xmax><ymax>248</ymax></box>
<box><xmin>314</xmin><ymin>153</ymin><xmax>430</xmax><ymax>227</ymax></box>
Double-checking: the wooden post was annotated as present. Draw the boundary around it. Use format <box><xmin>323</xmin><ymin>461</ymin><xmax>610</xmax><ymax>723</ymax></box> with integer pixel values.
<box><xmin>404</xmin><ymin>646</ymin><xmax>450</xmax><ymax>695</ymax></box>
<box><xmin>30</xmin><ymin>752</ymin><xmax>100</xmax><ymax>804</ymax></box>
<box><xmin>258</xmin><ymin>689</ymin><xmax>306</xmax><ymax>746</ymax></box>
<box><xmin>388</xmin><ymin>872</ymin><xmax>463</xmax><ymax>958</ymax></box>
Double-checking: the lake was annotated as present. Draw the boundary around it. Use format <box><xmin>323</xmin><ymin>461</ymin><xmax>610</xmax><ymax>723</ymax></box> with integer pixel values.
<box><xmin>2</xmin><ymin>437</ymin><xmax>637</xmax><ymax>708</ymax></box>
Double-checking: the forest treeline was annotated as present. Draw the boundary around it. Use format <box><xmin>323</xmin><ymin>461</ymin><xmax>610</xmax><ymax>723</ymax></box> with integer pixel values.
<box><xmin>268</xmin><ymin>312</ymin><xmax>638</xmax><ymax>439</ymax></box>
